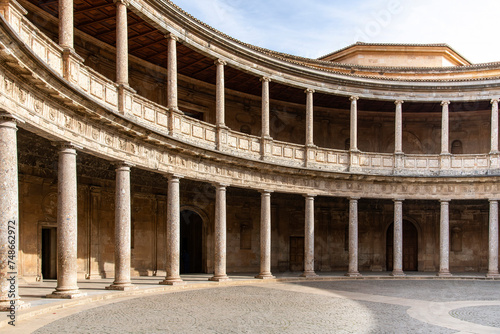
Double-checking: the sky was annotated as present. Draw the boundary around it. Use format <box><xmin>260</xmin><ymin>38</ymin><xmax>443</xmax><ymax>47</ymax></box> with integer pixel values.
<box><xmin>171</xmin><ymin>0</ymin><xmax>499</xmax><ymax>64</ymax></box>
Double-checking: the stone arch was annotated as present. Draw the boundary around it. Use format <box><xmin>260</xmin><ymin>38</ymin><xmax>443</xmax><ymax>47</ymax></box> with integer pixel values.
<box><xmin>384</xmin><ymin>131</ymin><xmax>424</xmax><ymax>154</ymax></box>
<box><xmin>180</xmin><ymin>205</ymin><xmax>209</xmax><ymax>273</ymax></box>
<box><xmin>384</xmin><ymin>216</ymin><xmax>422</xmax><ymax>271</ymax></box>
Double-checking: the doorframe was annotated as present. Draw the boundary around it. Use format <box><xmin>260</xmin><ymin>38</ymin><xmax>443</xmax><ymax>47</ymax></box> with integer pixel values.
<box><xmin>180</xmin><ymin>205</ymin><xmax>209</xmax><ymax>273</ymax></box>
<box><xmin>37</xmin><ymin>221</ymin><xmax>57</xmax><ymax>281</ymax></box>
<box><xmin>384</xmin><ymin>216</ymin><xmax>422</xmax><ymax>271</ymax></box>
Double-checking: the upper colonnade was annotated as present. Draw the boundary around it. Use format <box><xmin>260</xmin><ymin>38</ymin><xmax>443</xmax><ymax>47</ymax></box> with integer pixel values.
<box><xmin>0</xmin><ymin>0</ymin><xmax>498</xmax><ymax>200</ymax></box>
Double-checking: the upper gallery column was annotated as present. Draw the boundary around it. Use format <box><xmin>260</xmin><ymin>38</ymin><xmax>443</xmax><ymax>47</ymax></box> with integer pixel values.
<box><xmin>106</xmin><ymin>163</ymin><xmax>136</xmax><ymax>290</ymax></box>
<box><xmin>346</xmin><ymin>197</ymin><xmax>362</xmax><ymax>277</ymax></box>
<box><xmin>441</xmin><ymin>101</ymin><xmax>450</xmax><ymax>154</ymax></box>
<box><xmin>438</xmin><ymin>199</ymin><xmax>452</xmax><ymax>277</ymax></box>
<box><xmin>215</xmin><ymin>60</ymin><xmax>227</xmax><ymax>128</ymax></box>
<box><xmin>487</xmin><ymin>199</ymin><xmax>500</xmax><ymax>278</ymax></box>
<box><xmin>166</xmin><ymin>34</ymin><xmax>179</xmax><ymax>112</ymax></box>
<box><xmin>256</xmin><ymin>190</ymin><xmax>275</xmax><ymax>279</ymax></box>
<box><xmin>59</xmin><ymin>0</ymin><xmax>74</xmax><ymax>50</ymax></box>
<box><xmin>394</xmin><ymin>100</ymin><xmax>404</xmax><ymax>154</ymax></box>
<box><xmin>491</xmin><ymin>99</ymin><xmax>499</xmax><ymax>153</ymax></box>
<box><xmin>160</xmin><ymin>175</ymin><xmax>184</xmax><ymax>285</ymax></box>
<box><xmin>210</xmin><ymin>183</ymin><xmax>230</xmax><ymax>281</ymax></box>
<box><xmin>0</xmin><ymin>114</ymin><xmax>27</xmax><ymax>310</ymax></box>
<box><xmin>47</xmin><ymin>144</ymin><xmax>86</xmax><ymax>298</ymax></box>
<box><xmin>301</xmin><ymin>194</ymin><xmax>317</xmax><ymax>277</ymax></box>
<box><xmin>115</xmin><ymin>0</ymin><xmax>129</xmax><ymax>86</ymax></box>
<box><xmin>305</xmin><ymin>89</ymin><xmax>315</xmax><ymax>146</ymax></box>
<box><xmin>392</xmin><ymin>199</ymin><xmax>405</xmax><ymax>276</ymax></box>
<box><xmin>261</xmin><ymin>77</ymin><xmax>271</xmax><ymax>139</ymax></box>
<box><xmin>350</xmin><ymin>96</ymin><xmax>359</xmax><ymax>151</ymax></box>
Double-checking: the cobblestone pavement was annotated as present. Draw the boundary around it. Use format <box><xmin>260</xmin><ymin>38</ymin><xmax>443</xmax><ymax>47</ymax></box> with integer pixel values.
<box><xmin>22</xmin><ymin>280</ymin><xmax>500</xmax><ymax>334</ymax></box>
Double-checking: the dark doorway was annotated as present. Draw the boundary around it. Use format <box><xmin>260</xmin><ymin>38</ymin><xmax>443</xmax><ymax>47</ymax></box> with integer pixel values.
<box><xmin>41</xmin><ymin>227</ymin><xmax>57</xmax><ymax>279</ymax></box>
<box><xmin>387</xmin><ymin>221</ymin><xmax>418</xmax><ymax>271</ymax></box>
<box><xmin>180</xmin><ymin>210</ymin><xmax>203</xmax><ymax>274</ymax></box>
<box><xmin>289</xmin><ymin>236</ymin><xmax>305</xmax><ymax>272</ymax></box>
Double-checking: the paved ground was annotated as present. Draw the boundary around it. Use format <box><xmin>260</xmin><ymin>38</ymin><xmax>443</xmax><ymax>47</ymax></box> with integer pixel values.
<box><xmin>2</xmin><ymin>273</ymin><xmax>500</xmax><ymax>333</ymax></box>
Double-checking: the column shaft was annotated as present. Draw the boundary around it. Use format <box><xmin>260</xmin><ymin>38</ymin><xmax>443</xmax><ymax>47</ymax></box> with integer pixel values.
<box><xmin>441</xmin><ymin>101</ymin><xmax>450</xmax><ymax>154</ymax></box>
<box><xmin>346</xmin><ymin>198</ymin><xmax>361</xmax><ymax>276</ymax></box>
<box><xmin>115</xmin><ymin>0</ymin><xmax>128</xmax><ymax>86</ymax></box>
<box><xmin>59</xmin><ymin>0</ymin><xmax>74</xmax><ymax>49</ymax></box>
<box><xmin>256</xmin><ymin>191</ymin><xmax>274</xmax><ymax>279</ymax></box>
<box><xmin>210</xmin><ymin>184</ymin><xmax>230</xmax><ymax>281</ymax></box>
<box><xmin>160</xmin><ymin>175</ymin><xmax>184</xmax><ymax>285</ymax></box>
<box><xmin>491</xmin><ymin>99</ymin><xmax>499</xmax><ymax>153</ymax></box>
<box><xmin>394</xmin><ymin>101</ymin><xmax>403</xmax><ymax>153</ymax></box>
<box><xmin>167</xmin><ymin>35</ymin><xmax>178</xmax><ymax>111</ymax></box>
<box><xmin>301</xmin><ymin>195</ymin><xmax>317</xmax><ymax>277</ymax></box>
<box><xmin>305</xmin><ymin>89</ymin><xmax>314</xmax><ymax>146</ymax></box>
<box><xmin>488</xmin><ymin>200</ymin><xmax>500</xmax><ymax>277</ymax></box>
<box><xmin>47</xmin><ymin>144</ymin><xmax>86</xmax><ymax>298</ymax></box>
<box><xmin>392</xmin><ymin>199</ymin><xmax>405</xmax><ymax>276</ymax></box>
<box><xmin>215</xmin><ymin>60</ymin><xmax>226</xmax><ymax>127</ymax></box>
<box><xmin>261</xmin><ymin>77</ymin><xmax>271</xmax><ymax>138</ymax></box>
<box><xmin>350</xmin><ymin>96</ymin><xmax>359</xmax><ymax>151</ymax></box>
<box><xmin>438</xmin><ymin>200</ymin><xmax>452</xmax><ymax>277</ymax></box>
<box><xmin>107</xmin><ymin>163</ymin><xmax>136</xmax><ymax>290</ymax></box>
<box><xmin>0</xmin><ymin>116</ymin><xmax>26</xmax><ymax>309</ymax></box>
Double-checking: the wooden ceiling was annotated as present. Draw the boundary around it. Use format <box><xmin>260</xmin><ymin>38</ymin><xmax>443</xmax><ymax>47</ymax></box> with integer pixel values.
<box><xmin>23</xmin><ymin>0</ymin><xmax>486</xmax><ymax>113</ymax></box>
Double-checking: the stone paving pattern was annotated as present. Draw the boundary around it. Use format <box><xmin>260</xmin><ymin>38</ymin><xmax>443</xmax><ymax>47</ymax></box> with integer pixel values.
<box><xmin>30</xmin><ymin>280</ymin><xmax>500</xmax><ymax>334</ymax></box>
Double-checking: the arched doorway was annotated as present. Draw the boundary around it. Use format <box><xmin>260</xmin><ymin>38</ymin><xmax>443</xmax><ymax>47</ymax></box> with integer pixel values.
<box><xmin>386</xmin><ymin>220</ymin><xmax>418</xmax><ymax>271</ymax></box>
<box><xmin>180</xmin><ymin>210</ymin><xmax>203</xmax><ymax>274</ymax></box>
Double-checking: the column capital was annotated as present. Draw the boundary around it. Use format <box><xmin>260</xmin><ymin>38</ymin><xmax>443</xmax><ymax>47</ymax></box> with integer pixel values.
<box><xmin>0</xmin><ymin>112</ymin><xmax>23</xmax><ymax>124</ymax></box>
<box><xmin>113</xmin><ymin>0</ymin><xmax>130</xmax><ymax>6</ymax></box>
<box><xmin>394</xmin><ymin>100</ymin><xmax>404</xmax><ymax>105</ymax></box>
<box><xmin>303</xmin><ymin>194</ymin><xmax>316</xmax><ymax>198</ymax></box>
<box><xmin>52</xmin><ymin>142</ymin><xmax>81</xmax><ymax>152</ymax></box>
<box><xmin>491</xmin><ymin>98</ymin><xmax>499</xmax><ymax>105</ymax></box>
<box><xmin>165</xmin><ymin>173</ymin><xmax>183</xmax><ymax>181</ymax></box>
<box><xmin>213</xmin><ymin>182</ymin><xmax>229</xmax><ymax>189</ymax></box>
<box><xmin>489</xmin><ymin>199</ymin><xmax>500</xmax><ymax>203</ymax></box>
<box><xmin>305</xmin><ymin>88</ymin><xmax>315</xmax><ymax>94</ymax></box>
<box><xmin>393</xmin><ymin>198</ymin><xmax>405</xmax><ymax>202</ymax></box>
<box><xmin>164</xmin><ymin>33</ymin><xmax>179</xmax><ymax>42</ymax></box>
<box><xmin>260</xmin><ymin>76</ymin><xmax>271</xmax><ymax>83</ymax></box>
<box><xmin>350</xmin><ymin>96</ymin><xmax>359</xmax><ymax>102</ymax></box>
<box><xmin>115</xmin><ymin>161</ymin><xmax>134</xmax><ymax>170</ymax></box>
<box><xmin>260</xmin><ymin>189</ymin><xmax>273</xmax><ymax>195</ymax></box>
<box><xmin>214</xmin><ymin>59</ymin><xmax>227</xmax><ymax>66</ymax></box>
<box><xmin>440</xmin><ymin>199</ymin><xmax>451</xmax><ymax>203</ymax></box>
<box><xmin>441</xmin><ymin>100</ymin><xmax>450</xmax><ymax>106</ymax></box>
<box><xmin>349</xmin><ymin>197</ymin><xmax>361</xmax><ymax>201</ymax></box>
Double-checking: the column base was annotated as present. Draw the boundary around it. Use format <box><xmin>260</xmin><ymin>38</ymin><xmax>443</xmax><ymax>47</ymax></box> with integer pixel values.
<box><xmin>209</xmin><ymin>275</ymin><xmax>231</xmax><ymax>282</ymax></box>
<box><xmin>255</xmin><ymin>273</ymin><xmax>276</xmax><ymax>279</ymax></box>
<box><xmin>46</xmin><ymin>290</ymin><xmax>87</xmax><ymax>299</ymax></box>
<box><xmin>300</xmin><ymin>271</ymin><xmax>318</xmax><ymax>278</ymax></box>
<box><xmin>437</xmin><ymin>271</ymin><xmax>453</xmax><ymax>277</ymax></box>
<box><xmin>159</xmin><ymin>278</ymin><xmax>185</xmax><ymax>286</ymax></box>
<box><xmin>0</xmin><ymin>300</ymin><xmax>30</xmax><ymax>312</ymax></box>
<box><xmin>106</xmin><ymin>283</ymin><xmax>138</xmax><ymax>291</ymax></box>
<box><xmin>345</xmin><ymin>271</ymin><xmax>362</xmax><ymax>277</ymax></box>
<box><xmin>486</xmin><ymin>272</ymin><xmax>500</xmax><ymax>278</ymax></box>
<box><xmin>391</xmin><ymin>270</ymin><xmax>406</xmax><ymax>277</ymax></box>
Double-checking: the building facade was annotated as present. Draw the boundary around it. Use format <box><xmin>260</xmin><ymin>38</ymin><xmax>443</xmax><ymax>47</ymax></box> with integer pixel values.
<box><xmin>1</xmin><ymin>0</ymin><xmax>500</xmax><ymax>307</ymax></box>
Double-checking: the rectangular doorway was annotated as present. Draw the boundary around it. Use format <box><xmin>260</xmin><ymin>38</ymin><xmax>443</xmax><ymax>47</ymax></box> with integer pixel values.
<box><xmin>289</xmin><ymin>236</ymin><xmax>304</xmax><ymax>272</ymax></box>
<box><xmin>41</xmin><ymin>227</ymin><xmax>57</xmax><ymax>279</ymax></box>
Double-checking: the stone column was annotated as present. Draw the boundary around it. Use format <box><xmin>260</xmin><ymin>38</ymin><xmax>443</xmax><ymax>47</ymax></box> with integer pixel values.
<box><xmin>394</xmin><ymin>100</ymin><xmax>403</xmax><ymax>154</ymax></box>
<box><xmin>115</xmin><ymin>0</ymin><xmax>128</xmax><ymax>86</ymax></box>
<box><xmin>301</xmin><ymin>195</ymin><xmax>317</xmax><ymax>277</ymax></box>
<box><xmin>350</xmin><ymin>96</ymin><xmax>359</xmax><ymax>151</ymax></box>
<box><xmin>305</xmin><ymin>89</ymin><xmax>315</xmax><ymax>146</ymax></box>
<box><xmin>0</xmin><ymin>115</ymin><xmax>27</xmax><ymax>310</ymax></box>
<box><xmin>160</xmin><ymin>175</ymin><xmax>184</xmax><ymax>285</ymax></box>
<box><xmin>392</xmin><ymin>199</ymin><xmax>405</xmax><ymax>276</ymax></box>
<box><xmin>210</xmin><ymin>184</ymin><xmax>230</xmax><ymax>281</ymax></box>
<box><xmin>491</xmin><ymin>99</ymin><xmax>499</xmax><ymax>153</ymax></box>
<box><xmin>256</xmin><ymin>190</ymin><xmax>275</xmax><ymax>279</ymax></box>
<box><xmin>59</xmin><ymin>0</ymin><xmax>74</xmax><ymax>50</ymax></box>
<box><xmin>438</xmin><ymin>199</ymin><xmax>452</xmax><ymax>277</ymax></box>
<box><xmin>261</xmin><ymin>77</ymin><xmax>271</xmax><ymax>139</ymax></box>
<box><xmin>441</xmin><ymin>101</ymin><xmax>450</xmax><ymax>154</ymax></box>
<box><xmin>166</xmin><ymin>34</ymin><xmax>179</xmax><ymax>112</ymax></box>
<box><xmin>346</xmin><ymin>197</ymin><xmax>362</xmax><ymax>277</ymax></box>
<box><xmin>107</xmin><ymin>163</ymin><xmax>136</xmax><ymax>290</ymax></box>
<box><xmin>487</xmin><ymin>199</ymin><xmax>500</xmax><ymax>278</ymax></box>
<box><xmin>215</xmin><ymin>60</ymin><xmax>226</xmax><ymax>128</ymax></box>
<box><xmin>47</xmin><ymin>144</ymin><xmax>86</xmax><ymax>298</ymax></box>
